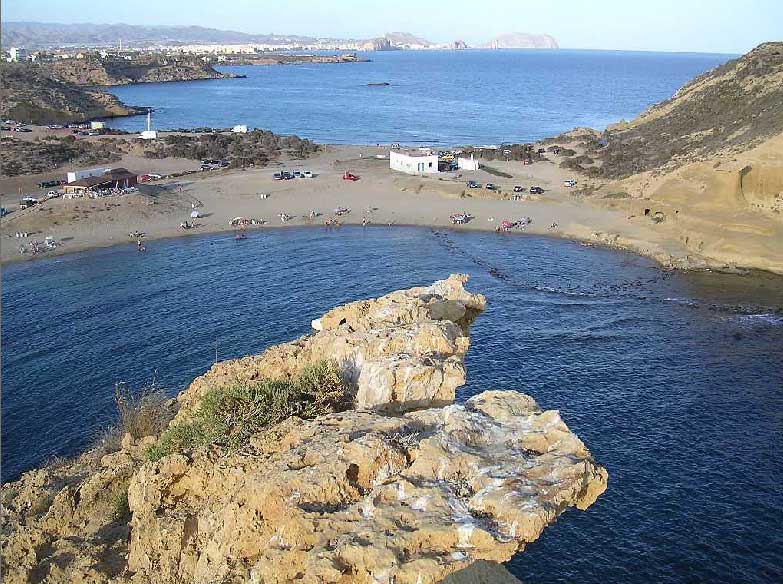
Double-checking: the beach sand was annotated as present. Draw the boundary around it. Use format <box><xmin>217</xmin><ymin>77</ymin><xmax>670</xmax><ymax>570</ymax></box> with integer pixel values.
<box><xmin>0</xmin><ymin>141</ymin><xmax>774</xmax><ymax>272</ymax></box>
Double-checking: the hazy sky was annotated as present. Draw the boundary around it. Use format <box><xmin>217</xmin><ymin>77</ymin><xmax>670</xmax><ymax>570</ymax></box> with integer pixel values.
<box><xmin>3</xmin><ymin>0</ymin><xmax>780</xmax><ymax>54</ymax></box>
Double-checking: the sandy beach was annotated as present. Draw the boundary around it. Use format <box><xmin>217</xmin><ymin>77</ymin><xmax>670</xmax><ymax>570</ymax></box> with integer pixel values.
<box><xmin>1</xmin><ymin>138</ymin><xmax>704</xmax><ymax>269</ymax></box>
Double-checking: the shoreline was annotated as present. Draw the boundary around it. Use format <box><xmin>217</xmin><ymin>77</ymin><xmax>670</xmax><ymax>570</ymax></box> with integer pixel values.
<box><xmin>2</xmin><ymin>143</ymin><xmax>781</xmax><ymax>276</ymax></box>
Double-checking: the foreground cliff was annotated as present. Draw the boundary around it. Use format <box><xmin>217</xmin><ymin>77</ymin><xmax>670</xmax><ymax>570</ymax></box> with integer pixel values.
<box><xmin>1</xmin><ymin>275</ymin><xmax>607</xmax><ymax>583</ymax></box>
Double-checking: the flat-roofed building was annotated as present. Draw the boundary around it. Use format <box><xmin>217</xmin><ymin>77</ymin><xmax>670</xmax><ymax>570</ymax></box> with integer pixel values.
<box><xmin>389</xmin><ymin>149</ymin><xmax>439</xmax><ymax>174</ymax></box>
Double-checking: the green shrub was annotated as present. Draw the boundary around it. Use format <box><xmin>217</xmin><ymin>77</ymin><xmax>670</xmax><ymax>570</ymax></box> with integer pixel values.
<box><xmin>147</xmin><ymin>361</ymin><xmax>347</xmax><ymax>461</ymax></box>
<box><xmin>112</xmin><ymin>489</ymin><xmax>130</xmax><ymax>522</ymax></box>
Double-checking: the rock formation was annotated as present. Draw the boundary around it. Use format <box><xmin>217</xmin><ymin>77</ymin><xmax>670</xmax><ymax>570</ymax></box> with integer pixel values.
<box><xmin>0</xmin><ymin>62</ymin><xmax>144</xmax><ymax>124</ymax></box>
<box><xmin>551</xmin><ymin>42</ymin><xmax>783</xmax><ymax>274</ymax></box>
<box><xmin>1</xmin><ymin>275</ymin><xmax>607</xmax><ymax>583</ymax></box>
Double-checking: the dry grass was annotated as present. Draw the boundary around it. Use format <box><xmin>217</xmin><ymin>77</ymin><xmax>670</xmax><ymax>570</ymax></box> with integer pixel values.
<box><xmin>95</xmin><ymin>379</ymin><xmax>174</xmax><ymax>454</ymax></box>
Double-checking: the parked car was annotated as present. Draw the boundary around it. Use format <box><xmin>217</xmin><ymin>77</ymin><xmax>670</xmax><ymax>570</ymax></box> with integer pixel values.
<box><xmin>466</xmin><ymin>180</ymin><xmax>481</xmax><ymax>189</ymax></box>
<box><xmin>485</xmin><ymin>183</ymin><xmax>497</xmax><ymax>191</ymax></box>
<box><xmin>282</xmin><ymin>171</ymin><xmax>294</xmax><ymax>180</ymax></box>
<box><xmin>530</xmin><ymin>186</ymin><xmax>544</xmax><ymax>194</ymax></box>
<box><xmin>342</xmin><ymin>172</ymin><xmax>360</xmax><ymax>181</ymax></box>
<box><xmin>20</xmin><ymin>196</ymin><xmax>39</xmax><ymax>209</ymax></box>
<box><xmin>0</xmin><ymin>207</ymin><xmax>9</xmax><ymax>217</ymax></box>
<box><xmin>292</xmin><ymin>170</ymin><xmax>302</xmax><ymax>178</ymax></box>
<box><xmin>303</xmin><ymin>170</ymin><xmax>314</xmax><ymax>178</ymax></box>
<box><xmin>563</xmin><ymin>179</ymin><xmax>577</xmax><ymax>188</ymax></box>
<box><xmin>513</xmin><ymin>185</ymin><xmax>525</xmax><ymax>193</ymax></box>
<box><xmin>273</xmin><ymin>172</ymin><xmax>283</xmax><ymax>180</ymax></box>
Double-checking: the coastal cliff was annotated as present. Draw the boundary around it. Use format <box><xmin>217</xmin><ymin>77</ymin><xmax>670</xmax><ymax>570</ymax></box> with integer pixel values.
<box><xmin>556</xmin><ymin>42</ymin><xmax>783</xmax><ymax>274</ymax></box>
<box><xmin>0</xmin><ymin>275</ymin><xmax>607</xmax><ymax>583</ymax></box>
<box><xmin>43</xmin><ymin>55</ymin><xmax>241</xmax><ymax>86</ymax></box>
<box><xmin>0</xmin><ymin>62</ymin><xmax>144</xmax><ymax>124</ymax></box>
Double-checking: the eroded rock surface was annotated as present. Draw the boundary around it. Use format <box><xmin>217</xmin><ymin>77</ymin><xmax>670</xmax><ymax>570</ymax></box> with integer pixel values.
<box><xmin>176</xmin><ymin>274</ymin><xmax>487</xmax><ymax>417</ymax></box>
<box><xmin>127</xmin><ymin>391</ymin><xmax>606</xmax><ymax>583</ymax></box>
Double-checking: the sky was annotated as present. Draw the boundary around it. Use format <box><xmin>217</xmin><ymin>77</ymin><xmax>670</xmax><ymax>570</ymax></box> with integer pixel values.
<box><xmin>2</xmin><ymin>0</ymin><xmax>781</xmax><ymax>54</ymax></box>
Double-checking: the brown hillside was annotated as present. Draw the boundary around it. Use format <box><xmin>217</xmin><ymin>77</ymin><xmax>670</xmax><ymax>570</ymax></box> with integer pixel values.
<box><xmin>593</xmin><ymin>42</ymin><xmax>783</xmax><ymax>179</ymax></box>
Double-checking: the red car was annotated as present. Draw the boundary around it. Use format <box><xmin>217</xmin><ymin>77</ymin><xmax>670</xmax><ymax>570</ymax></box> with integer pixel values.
<box><xmin>342</xmin><ymin>172</ymin><xmax>359</xmax><ymax>181</ymax></box>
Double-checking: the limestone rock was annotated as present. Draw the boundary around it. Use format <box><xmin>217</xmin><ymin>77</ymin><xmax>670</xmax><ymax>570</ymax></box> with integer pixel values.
<box><xmin>176</xmin><ymin>274</ymin><xmax>487</xmax><ymax>417</ymax></box>
<box><xmin>2</xmin><ymin>276</ymin><xmax>607</xmax><ymax>584</ymax></box>
<box><xmin>126</xmin><ymin>391</ymin><xmax>606</xmax><ymax>583</ymax></box>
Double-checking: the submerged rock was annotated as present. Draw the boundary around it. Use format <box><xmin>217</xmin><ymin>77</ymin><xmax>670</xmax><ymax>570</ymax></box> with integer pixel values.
<box><xmin>1</xmin><ymin>275</ymin><xmax>607</xmax><ymax>583</ymax></box>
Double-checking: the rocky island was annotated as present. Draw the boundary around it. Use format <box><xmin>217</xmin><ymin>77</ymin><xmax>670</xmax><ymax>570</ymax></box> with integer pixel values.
<box><xmin>0</xmin><ymin>275</ymin><xmax>607</xmax><ymax>583</ymax></box>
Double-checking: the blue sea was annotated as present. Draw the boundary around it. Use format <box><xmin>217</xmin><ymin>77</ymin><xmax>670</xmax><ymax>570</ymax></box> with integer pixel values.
<box><xmin>106</xmin><ymin>49</ymin><xmax>733</xmax><ymax>144</ymax></box>
<box><xmin>3</xmin><ymin>227</ymin><xmax>783</xmax><ymax>583</ymax></box>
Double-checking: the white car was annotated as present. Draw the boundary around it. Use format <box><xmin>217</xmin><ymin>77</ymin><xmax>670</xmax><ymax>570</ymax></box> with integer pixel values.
<box><xmin>564</xmin><ymin>179</ymin><xmax>577</xmax><ymax>187</ymax></box>
<box><xmin>303</xmin><ymin>170</ymin><xmax>314</xmax><ymax>178</ymax></box>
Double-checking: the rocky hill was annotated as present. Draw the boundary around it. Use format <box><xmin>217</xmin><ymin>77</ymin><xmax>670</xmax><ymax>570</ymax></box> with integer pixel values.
<box><xmin>550</xmin><ymin>42</ymin><xmax>783</xmax><ymax>274</ymax></box>
<box><xmin>1</xmin><ymin>275</ymin><xmax>607</xmax><ymax>583</ymax></box>
<box><xmin>43</xmin><ymin>54</ymin><xmax>240</xmax><ymax>86</ymax></box>
<box><xmin>593</xmin><ymin>42</ymin><xmax>783</xmax><ymax>179</ymax></box>
<box><xmin>1</xmin><ymin>21</ymin><xmax>320</xmax><ymax>48</ymax></box>
<box><xmin>0</xmin><ymin>62</ymin><xmax>143</xmax><ymax>124</ymax></box>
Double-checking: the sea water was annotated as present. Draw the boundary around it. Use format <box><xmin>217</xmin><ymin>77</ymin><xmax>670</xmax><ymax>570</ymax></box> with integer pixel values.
<box><xmin>2</xmin><ymin>227</ymin><xmax>782</xmax><ymax>583</ymax></box>
<box><xmin>106</xmin><ymin>49</ymin><xmax>732</xmax><ymax>145</ymax></box>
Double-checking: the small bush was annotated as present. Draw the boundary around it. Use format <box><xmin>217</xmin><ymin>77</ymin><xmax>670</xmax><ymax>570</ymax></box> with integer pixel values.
<box><xmin>115</xmin><ymin>380</ymin><xmax>172</xmax><ymax>439</ymax></box>
<box><xmin>147</xmin><ymin>361</ymin><xmax>347</xmax><ymax>461</ymax></box>
<box><xmin>96</xmin><ymin>379</ymin><xmax>173</xmax><ymax>453</ymax></box>
<box><xmin>112</xmin><ymin>489</ymin><xmax>130</xmax><ymax>522</ymax></box>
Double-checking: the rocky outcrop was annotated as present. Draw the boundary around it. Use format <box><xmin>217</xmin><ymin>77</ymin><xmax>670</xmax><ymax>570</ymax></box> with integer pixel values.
<box><xmin>0</xmin><ymin>62</ymin><xmax>144</xmax><ymax>124</ymax></box>
<box><xmin>1</xmin><ymin>276</ymin><xmax>607</xmax><ymax>583</ymax></box>
<box><xmin>44</xmin><ymin>55</ymin><xmax>241</xmax><ymax>87</ymax></box>
<box><xmin>127</xmin><ymin>391</ymin><xmax>606</xmax><ymax>583</ymax></box>
<box><xmin>176</xmin><ymin>274</ymin><xmax>487</xmax><ymax>417</ymax></box>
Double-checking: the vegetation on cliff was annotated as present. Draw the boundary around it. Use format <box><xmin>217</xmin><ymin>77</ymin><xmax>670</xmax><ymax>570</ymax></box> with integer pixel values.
<box><xmin>147</xmin><ymin>360</ymin><xmax>348</xmax><ymax>460</ymax></box>
<box><xmin>142</xmin><ymin>130</ymin><xmax>320</xmax><ymax>166</ymax></box>
<box><xmin>0</xmin><ymin>135</ymin><xmax>126</xmax><ymax>176</ymax></box>
<box><xmin>0</xmin><ymin>62</ymin><xmax>142</xmax><ymax>125</ymax></box>
<box><xmin>590</xmin><ymin>42</ymin><xmax>783</xmax><ymax>179</ymax></box>
<box><xmin>43</xmin><ymin>54</ymin><xmax>241</xmax><ymax>86</ymax></box>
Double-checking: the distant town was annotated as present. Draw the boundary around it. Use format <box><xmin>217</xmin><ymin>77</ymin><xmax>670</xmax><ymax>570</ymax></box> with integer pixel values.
<box><xmin>2</xmin><ymin>22</ymin><xmax>559</xmax><ymax>62</ymax></box>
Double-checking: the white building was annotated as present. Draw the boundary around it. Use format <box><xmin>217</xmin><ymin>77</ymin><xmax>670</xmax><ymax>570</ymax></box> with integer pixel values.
<box><xmin>389</xmin><ymin>150</ymin><xmax>439</xmax><ymax>175</ymax></box>
<box><xmin>90</xmin><ymin>121</ymin><xmax>106</xmax><ymax>130</ymax></box>
<box><xmin>457</xmin><ymin>154</ymin><xmax>480</xmax><ymax>171</ymax></box>
<box><xmin>232</xmin><ymin>125</ymin><xmax>248</xmax><ymax>134</ymax></box>
<box><xmin>66</xmin><ymin>167</ymin><xmax>111</xmax><ymax>184</ymax></box>
<box><xmin>140</xmin><ymin>130</ymin><xmax>158</xmax><ymax>140</ymax></box>
<box><xmin>8</xmin><ymin>47</ymin><xmax>27</xmax><ymax>62</ymax></box>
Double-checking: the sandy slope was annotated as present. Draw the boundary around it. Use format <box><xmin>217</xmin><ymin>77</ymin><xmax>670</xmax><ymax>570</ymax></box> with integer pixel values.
<box><xmin>587</xmin><ymin>133</ymin><xmax>783</xmax><ymax>274</ymax></box>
